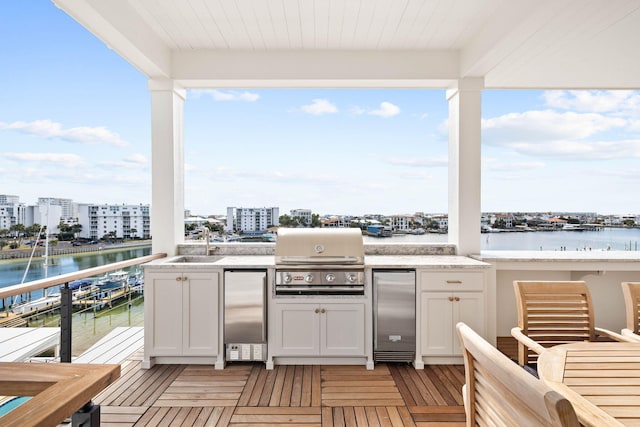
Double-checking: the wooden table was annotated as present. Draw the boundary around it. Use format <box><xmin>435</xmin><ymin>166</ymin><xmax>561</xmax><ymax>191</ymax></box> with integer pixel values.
<box><xmin>538</xmin><ymin>342</ymin><xmax>640</xmax><ymax>427</ymax></box>
<box><xmin>0</xmin><ymin>362</ymin><xmax>120</xmax><ymax>427</ymax></box>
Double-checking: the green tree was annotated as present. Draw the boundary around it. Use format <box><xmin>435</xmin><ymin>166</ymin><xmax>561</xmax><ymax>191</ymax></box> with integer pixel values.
<box><xmin>0</xmin><ymin>239</ymin><xmax>7</xmax><ymax>250</ymax></box>
<box><xmin>9</xmin><ymin>224</ymin><xmax>25</xmax><ymax>238</ymax></box>
<box><xmin>311</xmin><ymin>214</ymin><xmax>321</xmax><ymax>227</ymax></box>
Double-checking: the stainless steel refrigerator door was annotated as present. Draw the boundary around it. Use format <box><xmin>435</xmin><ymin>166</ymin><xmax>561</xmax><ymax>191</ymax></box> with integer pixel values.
<box><xmin>224</xmin><ymin>271</ymin><xmax>267</xmax><ymax>344</ymax></box>
<box><xmin>373</xmin><ymin>270</ymin><xmax>416</xmax><ymax>352</ymax></box>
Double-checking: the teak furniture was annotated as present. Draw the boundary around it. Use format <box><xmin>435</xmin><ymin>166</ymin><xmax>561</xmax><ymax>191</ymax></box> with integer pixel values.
<box><xmin>511</xmin><ymin>280</ymin><xmax>627</xmax><ymax>366</ymax></box>
<box><xmin>538</xmin><ymin>341</ymin><xmax>640</xmax><ymax>427</ymax></box>
<box><xmin>0</xmin><ymin>362</ymin><xmax>120</xmax><ymax>427</ymax></box>
<box><xmin>456</xmin><ymin>322</ymin><xmax>579</xmax><ymax>426</ymax></box>
<box><xmin>621</xmin><ymin>281</ymin><xmax>640</xmax><ymax>340</ymax></box>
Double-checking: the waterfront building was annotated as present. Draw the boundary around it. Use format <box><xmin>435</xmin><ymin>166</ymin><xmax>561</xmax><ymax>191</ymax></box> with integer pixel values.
<box><xmin>37</xmin><ymin>197</ymin><xmax>77</xmax><ymax>221</ymax></box>
<box><xmin>226</xmin><ymin>207</ymin><xmax>279</xmax><ymax>233</ymax></box>
<box><xmin>25</xmin><ymin>204</ymin><xmax>63</xmax><ymax>235</ymax></box>
<box><xmin>0</xmin><ymin>195</ymin><xmax>25</xmax><ymax>230</ymax></box>
<box><xmin>321</xmin><ymin>216</ymin><xmax>350</xmax><ymax>228</ymax></box>
<box><xmin>389</xmin><ymin>214</ymin><xmax>412</xmax><ymax>231</ymax></box>
<box><xmin>77</xmin><ymin>203</ymin><xmax>150</xmax><ymax>240</ymax></box>
<box><xmin>431</xmin><ymin>215</ymin><xmax>449</xmax><ymax>230</ymax></box>
<box><xmin>290</xmin><ymin>209</ymin><xmax>312</xmax><ymax>227</ymax></box>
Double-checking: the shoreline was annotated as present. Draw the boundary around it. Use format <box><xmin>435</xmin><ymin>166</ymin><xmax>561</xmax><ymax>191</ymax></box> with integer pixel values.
<box><xmin>0</xmin><ymin>240</ymin><xmax>151</xmax><ymax>262</ymax></box>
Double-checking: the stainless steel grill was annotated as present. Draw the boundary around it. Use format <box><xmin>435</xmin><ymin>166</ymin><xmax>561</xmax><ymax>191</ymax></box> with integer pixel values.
<box><xmin>274</xmin><ymin>228</ymin><xmax>365</xmax><ymax>296</ymax></box>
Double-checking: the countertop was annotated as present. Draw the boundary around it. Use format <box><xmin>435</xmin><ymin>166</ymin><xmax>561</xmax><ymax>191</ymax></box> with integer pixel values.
<box><xmin>144</xmin><ymin>255</ymin><xmax>490</xmax><ymax>269</ymax></box>
<box><xmin>474</xmin><ymin>250</ymin><xmax>640</xmax><ymax>263</ymax></box>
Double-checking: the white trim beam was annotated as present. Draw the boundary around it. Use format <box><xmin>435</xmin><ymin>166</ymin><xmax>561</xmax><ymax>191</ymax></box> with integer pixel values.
<box><xmin>53</xmin><ymin>0</ymin><xmax>171</xmax><ymax>78</ymax></box>
<box><xmin>172</xmin><ymin>50</ymin><xmax>459</xmax><ymax>88</ymax></box>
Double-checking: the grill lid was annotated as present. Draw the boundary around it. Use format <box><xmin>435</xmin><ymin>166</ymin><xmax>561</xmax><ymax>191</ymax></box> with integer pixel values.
<box><xmin>275</xmin><ymin>228</ymin><xmax>364</xmax><ymax>265</ymax></box>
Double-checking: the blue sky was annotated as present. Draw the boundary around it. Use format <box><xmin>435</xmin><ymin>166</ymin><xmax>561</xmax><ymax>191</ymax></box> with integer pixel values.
<box><xmin>1</xmin><ymin>2</ymin><xmax>639</xmax><ymax>217</ymax></box>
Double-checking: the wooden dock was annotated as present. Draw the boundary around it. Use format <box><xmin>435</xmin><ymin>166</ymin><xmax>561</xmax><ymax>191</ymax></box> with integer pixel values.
<box><xmin>0</xmin><ymin>327</ymin><xmax>59</xmax><ymax>362</ymax></box>
<box><xmin>74</xmin><ymin>326</ymin><xmax>143</xmax><ymax>364</ymax></box>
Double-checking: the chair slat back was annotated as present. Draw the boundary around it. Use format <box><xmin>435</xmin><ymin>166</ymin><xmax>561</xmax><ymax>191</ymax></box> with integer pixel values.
<box><xmin>513</xmin><ymin>281</ymin><xmax>596</xmax><ymax>365</ymax></box>
<box><xmin>457</xmin><ymin>322</ymin><xmax>579</xmax><ymax>427</ymax></box>
<box><xmin>622</xmin><ymin>282</ymin><xmax>640</xmax><ymax>334</ymax></box>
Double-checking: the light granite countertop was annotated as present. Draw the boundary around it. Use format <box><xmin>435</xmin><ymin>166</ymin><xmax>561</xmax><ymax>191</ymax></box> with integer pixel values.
<box><xmin>145</xmin><ymin>254</ymin><xmax>490</xmax><ymax>269</ymax></box>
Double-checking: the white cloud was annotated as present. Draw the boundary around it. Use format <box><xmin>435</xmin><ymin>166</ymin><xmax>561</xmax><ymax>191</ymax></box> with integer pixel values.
<box><xmin>97</xmin><ymin>154</ymin><xmax>149</xmax><ymax>169</ymax></box>
<box><xmin>386</xmin><ymin>157</ymin><xmax>448</xmax><ymax>167</ymax></box>
<box><xmin>484</xmin><ymin>160</ymin><xmax>546</xmax><ymax>172</ymax></box>
<box><xmin>1</xmin><ymin>152</ymin><xmax>85</xmax><ymax>168</ymax></box>
<box><xmin>300</xmin><ymin>99</ymin><xmax>338</xmax><ymax>115</ymax></box>
<box><xmin>0</xmin><ymin>119</ymin><xmax>129</xmax><ymax>147</ymax></box>
<box><xmin>368</xmin><ymin>101</ymin><xmax>400</xmax><ymax>118</ymax></box>
<box><xmin>543</xmin><ymin>90</ymin><xmax>640</xmax><ymax>113</ymax></box>
<box><xmin>483</xmin><ymin>110</ymin><xmax>626</xmax><ymax>143</ymax></box>
<box><xmin>190</xmin><ymin>89</ymin><xmax>260</xmax><ymax>102</ymax></box>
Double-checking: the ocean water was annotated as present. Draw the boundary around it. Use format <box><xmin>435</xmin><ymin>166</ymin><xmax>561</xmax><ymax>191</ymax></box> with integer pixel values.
<box><xmin>0</xmin><ymin>246</ymin><xmax>151</xmax><ymax>290</ymax></box>
<box><xmin>363</xmin><ymin>227</ymin><xmax>640</xmax><ymax>251</ymax></box>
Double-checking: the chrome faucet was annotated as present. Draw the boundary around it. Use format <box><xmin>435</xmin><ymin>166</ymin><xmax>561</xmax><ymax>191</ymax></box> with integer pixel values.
<box><xmin>203</xmin><ymin>227</ymin><xmax>210</xmax><ymax>255</ymax></box>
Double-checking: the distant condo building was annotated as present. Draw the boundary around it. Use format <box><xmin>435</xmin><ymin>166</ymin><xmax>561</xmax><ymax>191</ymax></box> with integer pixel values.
<box><xmin>77</xmin><ymin>203</ymin><xmax>150</xmax><ymax>240</ymax></box>
<box><xmin>226</xmin><ymin>207</ymin><xmax>279</xmax><ymax>233</ymax></box>
<box><xmin>0</xmin><ymin>195</ymin><xmax>24</xmax><ymax>230</ymax></box>
<box><xmin>38</xmin><ymin>197</ymin><xmax>77</xmax><ymax>222</ymax></box>
<box><xmin>290</xmin><ymin>209</ymin><xmax>312</xmax><ymax>227</ymax></box>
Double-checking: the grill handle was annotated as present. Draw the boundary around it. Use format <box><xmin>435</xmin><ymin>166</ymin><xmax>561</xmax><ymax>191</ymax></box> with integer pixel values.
<box><xmin>276</xmin><ymin>256</ymin><xmax>362</xmax><ymax>264</ymax></box>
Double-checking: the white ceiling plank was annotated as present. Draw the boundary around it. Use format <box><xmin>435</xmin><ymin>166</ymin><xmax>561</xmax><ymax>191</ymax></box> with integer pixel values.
<box><xmin>314</xmin><ymin>0</ymin><xmax>331</xmax><ymax>49</ymax></box>
<box><xmin>281</xmin><ymin>0</ymin><xmax>303</xmax><ymax>49</ymax></box>
<box><xmin>297</xmin><ymin>0</ymin><xmax>316</xmax><ymax>48</ymax></box>
<box><xmin>184</xmin><ymin>0</ymin><xmax>227</xmax><ymax>49</ymax></box>
<box><xmin>54</xmin><ymin>0</ymin><xmax>640</xmax><ymax>89</ymax></box>
<box><xmin>326</xmin><ymin>0</ymin><xmax>346</xmax><ymax>49</ymax></box>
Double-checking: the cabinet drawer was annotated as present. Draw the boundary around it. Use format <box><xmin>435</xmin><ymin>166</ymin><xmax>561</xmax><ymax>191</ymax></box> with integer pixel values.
<box><xmin>420</xmin><ymin>271</ymin><xmax>483</xmax><ymax>291</ymax></box>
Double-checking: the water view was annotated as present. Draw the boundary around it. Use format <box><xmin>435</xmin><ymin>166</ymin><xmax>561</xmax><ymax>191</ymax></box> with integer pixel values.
<box><xmin>364</xmin><ymin>227</ymin><xmax>640</xmax><ymax>251</ymax></box>
<box><xmin>0</xmin><ymin>245</ymin><xmax>151</xmax><ymax>290</ymax></box>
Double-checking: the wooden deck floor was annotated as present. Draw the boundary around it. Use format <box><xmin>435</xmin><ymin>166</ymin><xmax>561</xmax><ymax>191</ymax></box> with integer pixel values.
<box><xmin>91</xmin><ymin>353</ymin><xmax>467</xmax><ymax>426</ymax></box>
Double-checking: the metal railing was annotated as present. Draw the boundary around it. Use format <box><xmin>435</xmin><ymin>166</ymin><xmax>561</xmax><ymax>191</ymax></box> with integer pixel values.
<box><xmin>0</xmin><ymin>253</ymin><xmax>166</xmax><ymax>362</ymax></box>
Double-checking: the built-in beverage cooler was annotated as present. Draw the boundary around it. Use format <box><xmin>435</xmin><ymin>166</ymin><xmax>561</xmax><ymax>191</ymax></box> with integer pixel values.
<box><xmin>373</xmin><ymin>269</ymin><xmax>416</xmax><ymax>362</ymax></box>
<box><xmin>224</xmin><ymin>270</ymin><xmax>267</xmax><ymax>362</ymax></box>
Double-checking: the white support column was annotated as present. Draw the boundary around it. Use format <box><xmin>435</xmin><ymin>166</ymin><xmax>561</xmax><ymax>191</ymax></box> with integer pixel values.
<box><xmin>149</xmin><ymin>78</ymin><xmax>186</xmax><ymax>256</ymax></box>
<box><xmin>447</xmin><ymin>78</ymin><xmax>483</xmax><ymax>255</ymax></box>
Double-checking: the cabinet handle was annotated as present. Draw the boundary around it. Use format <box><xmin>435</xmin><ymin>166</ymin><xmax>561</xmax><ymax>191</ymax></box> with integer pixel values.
<box><xmin>446</xmin><ymin>280</ymin><xmax>463</xmax><ymax>284</ymax></box>
<box><xmin>454</xmin><ymin>296</ymin><xmax>460</xmax><ymax>302</ymax></box>
<box><xmin>448</xmin><ymin>296</ymin><xmax>454</xmax><ymax>302</ymax></box>
<box><xmin>176</xmin><ymin>277</ymin><xmax>182</xmax><ymax>282</ymax></box>
<box><xmin>315</xmin><ymin>308</ymin><xmax>320</xmax><ymax>314</ymax></box>
<box><xmin>320</xmin><ymin>308</ymin><xmax>326</xmax><ymax>314</ymax></box>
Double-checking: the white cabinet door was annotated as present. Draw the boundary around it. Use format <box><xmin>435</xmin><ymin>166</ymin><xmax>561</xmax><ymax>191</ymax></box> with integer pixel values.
<box><xmin>452</xmin><ymin>292</ymin><xmax>485</xmax><ymax>356</ymax></box>
<box><xmin>420</xmin><ymin>292</ymin><xmax>454</xmax><ymax>356</ymax></box>
<box><xmin>145</xmin><ymin>270</ymin><xmax>219</xmax><ymax>358</ymax></box>
<box><xmin>183</xmin><ymin>272</ymin><xmax>219</xmax><ymax>355</ymax></box>
<box><xmin>146</xmin><ymin>273</ymin><xmax>183</xmax><ymax>356</ymax></box>
<box><xmin>272</xmin><ymin>303</ymin><xmax>320</xmax><ymax>355</ymax></box>
<box><xmin>421</xmin><ymin>291</ymin><xmax>484</xmax><ymax>356</ymax></box>
<box><xmin>321</xmin><ymin>303</ymin><xmax>365</xmax><ymax>356</ymax></box>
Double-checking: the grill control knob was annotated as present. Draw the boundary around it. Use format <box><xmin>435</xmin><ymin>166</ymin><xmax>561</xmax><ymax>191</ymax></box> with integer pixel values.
<box><xmin>326</xmin><ymin>273</ymin><xmax>336</xmax><ymax>283</ymax></box>
<box><xmin>283</xmin><ymin>274</ymin><xmax>292</xmax><ymax>283</ymax></box>
<box><xmin>304</xmin><ymin>274</ymin><xmax>314</xmax><ymax>283</ymax></box>
<box><xmin>346</xmin><ymin>273</ymin><xmax>358</xmax><ymax>283</ymax></box>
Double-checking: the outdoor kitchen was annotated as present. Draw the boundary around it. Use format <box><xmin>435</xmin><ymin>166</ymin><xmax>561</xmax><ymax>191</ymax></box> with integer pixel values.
<box><xmin>142</xmin><ymin>228</ymin><xmax>491</xmax><ymax>370</ymax></box>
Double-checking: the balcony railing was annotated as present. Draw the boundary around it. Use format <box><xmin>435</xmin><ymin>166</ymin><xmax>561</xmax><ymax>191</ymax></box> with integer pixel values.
<box><xmin>0</xmin><ymin>253</ymin><xmax>166</xmax><ymax>362</ymax></box>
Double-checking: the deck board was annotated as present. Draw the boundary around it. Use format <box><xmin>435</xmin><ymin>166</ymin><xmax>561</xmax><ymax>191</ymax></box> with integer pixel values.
<box><xmin>76</xmin><ymin>356</ymin><xmax>484</xmax><ymax>426</ymax></box>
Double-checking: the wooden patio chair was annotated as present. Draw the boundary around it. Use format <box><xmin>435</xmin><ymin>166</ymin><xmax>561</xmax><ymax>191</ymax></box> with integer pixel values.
<box><xmin>457</xmin><ymin>322</ymin><xmax>579</xmax><ymax>426</ymax></box>
<box><xmin>511</xmin><ymin>280</ymin><xmax>629</xmax><ymax>367</ymax></box>
<box><xmin>621</xmin><ymin>282</ymin><xmax>640</xmax><ymax>341</ymax></box>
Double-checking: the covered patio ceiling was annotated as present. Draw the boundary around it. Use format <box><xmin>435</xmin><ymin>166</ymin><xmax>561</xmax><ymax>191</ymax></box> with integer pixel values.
<box><xmin>54</xmin><ymin>0</ymin><xmax>640</xmax><ymax>89</ymax></box>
